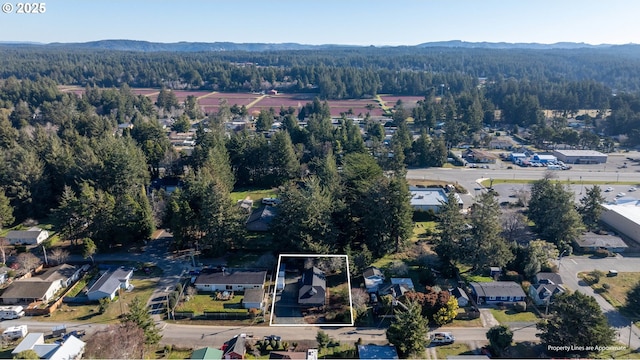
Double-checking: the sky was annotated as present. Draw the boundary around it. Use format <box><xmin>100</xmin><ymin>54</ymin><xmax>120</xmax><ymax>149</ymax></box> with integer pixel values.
<box><xmin>1</xmin><ymin>0</ymin><xmax>639</xmax><ymax>46</ymax></box>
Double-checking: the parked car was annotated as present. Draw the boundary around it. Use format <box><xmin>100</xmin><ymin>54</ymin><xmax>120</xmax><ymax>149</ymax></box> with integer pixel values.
<box><xmin>265</xmin><ymin>335</ymin><xmax>281</xmax><ymax>341</ymax></box>
<box><xmin>629</xmin><ymin>187</ymin><xmax>637</xmax><ymax>192</ymax></box>
<box><xmin>616</xmin><ymin>192</ymin><xmax>626</xmax><ymax>198</ymax></box>
<box><xmin>605</xmin><ymin>187</ymin><xmax>614</xmax><ymax>192</ymax></box>
<box><xmin>430</xmin><ymin>332</ymin><xmax>455</xmax><ymax>345</ymax></box>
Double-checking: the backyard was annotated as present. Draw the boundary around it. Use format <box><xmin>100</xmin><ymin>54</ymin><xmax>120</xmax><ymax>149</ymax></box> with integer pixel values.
<box><xmin>175</xmin><ymin>293</ymin><xmax>246</xmax><ymax>315</ymax></box>
<box><xmin>43</xmin><ymin>278</ymin><xmax>158</xmax><ymax>323</ymax></box>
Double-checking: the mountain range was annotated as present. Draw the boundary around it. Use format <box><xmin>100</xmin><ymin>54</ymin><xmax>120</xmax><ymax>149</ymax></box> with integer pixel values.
<box><xmin>0</xmin><ymin>39</ymin><xmax>633</xmax><ymax>52</ymax></box>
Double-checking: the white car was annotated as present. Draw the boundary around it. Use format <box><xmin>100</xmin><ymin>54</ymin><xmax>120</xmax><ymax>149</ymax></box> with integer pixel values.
<box><xmin>629</xmin><ymin>187</ymin><xmax>637</xmax><ymax>192</ymax></box>
<box><xmin>616</xmin><ymin>192</ymin><xmax>626</xmax><ymax>198</ymax></box>
<box><xmin>605</xmin><ymin>187</ymin><xmax>614</xmax><ymax>192</ymax></box>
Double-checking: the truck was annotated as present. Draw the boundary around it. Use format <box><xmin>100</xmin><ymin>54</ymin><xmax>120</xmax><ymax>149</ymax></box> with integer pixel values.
<box><xmin>430</xmin><ymin>332</ymin><xmax>455</xmax><ymax>345</ymax></box>
<box><xmin>3</xmin><ymin>325</ymin><xmax>27</xmax><ymax>340</ymax></box>
<box><xmin>0</xmin><ymin>306</ymin><xmax>25</xmax><ymax>320</ymax></box>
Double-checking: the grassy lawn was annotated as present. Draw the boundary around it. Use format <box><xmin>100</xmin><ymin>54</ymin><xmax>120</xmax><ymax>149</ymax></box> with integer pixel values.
<box><xmin>591</xmin><ymin>347</ymin><xmax>640</xmax><ymax>359</ymax></box>
<box><xmin>412</xmin><ymin>221</ymin><xmax>436</xmax><ymax>242</ymax></box>
<box><xmin>44</xmin><ymin>278</ymin><xmax>158</xmax><ymax>323</ymax></box>
<box><xmin>230</xmin><ymin>188</ymin><xmax>278</xmax><ymax>205</ymax></box>
<box><xmin>434</xmin><ymin>342</ymin><xmax>473</xmax><ymax>359</ymax></box>
<box><xmin>441</xmin><ymin>317</ymin><xmax>483</xmax><ymax>328</ymax></box>
<box><xmin>155</xmin><ymin>347</ymin><xmax>194</xmax><ymax>359</ymax></box>
<box><xmin>580</xmin><ymin>271</ymin><xmax>640</xmax><ymax>314</ymax></box>
<box><xmin>175</xmin><ymin>293</ymin><xmax>245</xmax><ymax>315</ymax></box>
<box><xmin>490</xmin><ymin>308</ymin><xmax>539</xmax><ymax>323</ymax></box>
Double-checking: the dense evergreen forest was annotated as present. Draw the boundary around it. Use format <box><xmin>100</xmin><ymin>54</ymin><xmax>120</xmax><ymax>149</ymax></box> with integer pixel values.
<box><xmin>1</xmin><ymin>43</ymin><xmax>640</xmax><ymax>258</ymax></box>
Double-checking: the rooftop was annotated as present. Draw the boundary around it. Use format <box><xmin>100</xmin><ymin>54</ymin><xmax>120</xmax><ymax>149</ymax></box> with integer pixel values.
<box><xmin>86</xmin><ymin>267</ymin><xmax>133</xmax><ymax>295</ymax></box>
<box><xmin>576</xmin><ymin>232</ymin><xmax>629</xmax><ymax>249</ymax></box>
<box><xmin>470</xmin><ymin>281</ymin><xmax>526</xmax><ymax>298</ymax></box>
<box><xmin>553</xmin><ymin>149</ymin><xmax>607</xmax><ymax>156</ymax></box>
<box><xmin>194</xmin><ymin>269</ymin><xmax>267</xmax><ymax>285</ymax></box>
<box><xmin>357</xmin><ymin>345</ymin><xmax>399</xmax><ymax>359</ymax></box>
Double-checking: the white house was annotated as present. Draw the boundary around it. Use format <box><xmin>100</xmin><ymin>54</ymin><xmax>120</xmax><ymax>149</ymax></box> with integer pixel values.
<box><xmin>86</xmin><ymin>267</ymin><xmax>133</xmax><ymax>301</ymax></box>
<box><xmin>12</xmin><ymin>332</ymin><xmax>85</xmax><ymax>360</ymax></box>
<box><xmin>5</xmin><ymin>227</ymin><xmax>49</xmax><ymax>245</ymax></box>
<box><xmin>193</xmin><ymin>270</ymin><xmax>266</xmax><ymax>292</ymax></box>
<box><xmin>363</xmin><ymin>266</ymin><xmax>385</xmax><ymax>293</ymax></box>
<box><xmin>0</xmin><ymin>264</ymin><xmax>80</xmax><ymax>305</ymax></box>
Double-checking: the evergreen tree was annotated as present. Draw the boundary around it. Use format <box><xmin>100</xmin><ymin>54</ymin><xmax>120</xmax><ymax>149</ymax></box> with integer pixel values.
<box><xmin>435</xmin><ymin>192</ymin><xmax>467</xmax><ymax>264</ymax></box>
<box><xmin>578</xmin><ymin>185</ymin><xmax>605</xmax><ymax>231</ymax></box>
<box><xmin>122</xmin><ymin>296</ymin><xmax>162</xmax><ymax>345</ymax></box>
<box><xmin>386</xmin><ymin>300</ymin><xmax>428</xmax><ymax>358</ymax></box>
<box><xmin>537</xmin><ymin>291</ymin><xmax>615</xmax><ymax>356</ymax></box>
<box><xmin>255</xmin><ymin>110</ymin><xmax>274</xmax><ymax>132</ymax></box>
<box><xmin>0</xmin><ymin>188</ymin><xmax>14</xmax><ymax>229</ymax></box>
<box><xmin>464</xmin><ymin>192</ymin><xmax>514</xmax><ymax>271</ymax></box>
<box><xmin>269</xmin><ymin>131</ymin><xmax>299</xmax><ymax>186</ymax></box>
<box><xmin>528</xmin><ymin>178</ymin><xmax>583</xmax><ymax>251</ymax></box>
<box><xmin>486</xmin><ymin>325</ymin><xmax>513</xmax><ymax>356</ymax></box>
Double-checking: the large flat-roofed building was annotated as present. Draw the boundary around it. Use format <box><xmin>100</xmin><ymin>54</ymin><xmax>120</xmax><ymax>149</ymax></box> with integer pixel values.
<box><xmin>552</xmin><ymin>149</ymin><xmax>608</xmax><ymax>164</ymax></box>
<box><xmin>601</xmin><ymin>198</ymin><xmax>640</xmax><ymax>244</ymax></box>
<box><xmin>410</xmin><ymin>187</ymin><xmax>463</xmax><ymax>213</ymax></box>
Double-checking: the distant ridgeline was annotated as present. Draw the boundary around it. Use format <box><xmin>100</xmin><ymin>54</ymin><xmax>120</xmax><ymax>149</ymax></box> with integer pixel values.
<box><xmin>0</xmin><ymin>40</ymin><xmax>640</xmax><ymax>102</ymax></box>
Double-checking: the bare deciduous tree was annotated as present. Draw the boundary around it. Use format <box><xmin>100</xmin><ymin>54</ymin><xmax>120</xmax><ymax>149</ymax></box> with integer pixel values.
<box><xmin>501</xmin><ymin>212</ymin><xmax>528</xmax><ymax>244</ymax></box>
<box><xmin>49</xmin><ymin>248</ymin><xmax>70</xmax><ymax>265</ymax></box>
<box><xmin>84</xmin><ymin>322</ymin><xmax>145</xmax><ymax>359</ymax></box>
<box><xmin>15</xmin><ymin>253</ymin><xmax>40</xmax><ymax>272</ymax></box>
<box><xmin>0</xmin><ymin>238</ymin><xmax>8</xmax><ymax>265</ymax></box>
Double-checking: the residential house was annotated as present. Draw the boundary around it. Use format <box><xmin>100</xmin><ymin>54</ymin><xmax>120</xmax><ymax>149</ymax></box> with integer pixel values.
<box><xmin>410</xmin><ymin>187</ymin><xmax>463</xmax><ymax>213</ymax></box>
<box><xmin>469</xmin><ymin>281</ymin><xmax>526</xmax><ymax>305</ymax></box>
<box><xmin>357</xmin><ymin>345</ymin><xmax>399</xmax><ymax>359</ymax></box>
<box><xmin>246</xmin><ymin>205</ymin><xmax>277</xmax><ymax>232</ymax></box>
<box><xmin>5</xmin><ymin>227</ymin><xmax>49</xmax><ymax>245</ymax></box>
<box><xmin>222</xmin><ymin>335</ymin><xmax>246</xmax><ymax>359</ymax></box>
<box><xmin>269</xmin><ymin>351</ymin><xmax>313</xmax><ymax>360</ymax></box>
<box><xmin>12</xmin><ymin>333</ymin><xmax>85</xmax><ymax>360</ymax></box>
<box><xmin>242</xmin><ymin>288</ymin><xmax>264</xmax><ymax>310</ymax></box>
<box><xmin>191</xmin><ymin>347</ymin><xmax>224</xmax><ymax>360</ymax></box>
<box><xmin>0</xmin><ymin>264</ymin><xmax>81</xmax><ymax>304</ymax></box>
<box><xmin>379</xmin><ymin>278</ymin><xmax>415</xmax><ymax>299</ymax></box>
<box><xmin>530</xmin><ymin>272</ymin><xmax>565</xmax><ymax>306</ymax></box>
<box><xmin>450</xmin><ymin>287</ymin><xmax>469</xmax><ymax>307</ymax></box>
<box><xmin>86</xmin><ymin>267</ymin><xmax>134</xmax><ymax>301</ymax></box>
<box><xmin>463</xmin><ymin>149</ymin><xmax>497</xmax><ymax>164</ymax></box>
<box><xmin>363</xmin><ymin>266</ymin><xmax>385</xmax><ymax>293</ymax></box>
<box><xmin>489</xmin><ymin>139</ymin><xmax>515</xmax><ymax>150</ymax></box>
<box><xmin>529</xmin><ymin>283</ymin><xmax>565</xmax><ymax>306</ymax></box>
<box><xmin>194</xmin><ymin>269</ymin><xmax>266</xmax><ymax>292</ymax></box>
<box><xmin>298</xmin><ymin>267</ymin><xmax>326</xmax><ymax>307</ymax></box>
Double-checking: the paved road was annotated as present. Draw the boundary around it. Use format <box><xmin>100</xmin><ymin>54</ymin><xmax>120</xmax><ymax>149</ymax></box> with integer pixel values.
<box><xmin>557</xmin><ymin>254</ymin><xmax>640</xmax><ymax>350</ymax></box>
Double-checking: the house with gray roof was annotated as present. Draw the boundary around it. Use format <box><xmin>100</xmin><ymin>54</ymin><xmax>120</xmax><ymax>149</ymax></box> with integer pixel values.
<box><xmin>194</xmin><ymin>269</ymin><xmax>266</xmax><ymax>292</ymax></box>
<box><xmin>86</xmin><ymin>267</ymin><xmax>133</xmax><ymax>301</ymax></box>
<box><xmin>451</xmin><ymin>287</ymin><xmax>470</xmax><ymax>307</ymax></box>
<box><xmin>410</xmin><ymin>187</ymin><xmax>463</xmax><ymax>213</ymax></box>
<box><xmin>469</xmin><ymin>281</ymin><xmax>526</xmax><ymax>305</ymax></box>
<box><xmin>298</xmin><ymin>267</ymin><xmax>326</xmax><ymax>307</ymax></box>
<box><xmin>246</xmin><ymin>205</ymin><xmax>277</xmax><ymax>232</ymax></box>
<box><xmin>242</xmin><ymin>288</ymin><xmax>264</xmax><ymax>309</ymax></box>
<box><xmin>5</xmin><ymin>227</ymin><xmax>49</xmax><ymax>245</ymax></box>
<box><xmin>529</xmin><ymin>283</ymin><xmax>565</xmax><ymax>306</ymax></box>
<box><xmin>363</xmin><ymin>266</ymin><xmax>384</xmax><ymax>293</ymax></box>
<box><xmin>533</xmin><ymin>272</ymin><xmax>563</xmax><ymax>285</ymax></box>
<box><xmin>0</xmin><ymin>264</ymin><xmax>81</xmax><ymax>304</ymax></box>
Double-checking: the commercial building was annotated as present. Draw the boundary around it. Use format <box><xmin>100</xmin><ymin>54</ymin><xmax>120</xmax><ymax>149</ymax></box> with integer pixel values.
<box><xmin>601</xmin><ymin>198</ymin><xmax>640</xmax><ymax>244</ymax></box>
<box><xmin>552</xmin><ymin>149</ymin><xmax>608</xmax><ymax>164</ymax></box>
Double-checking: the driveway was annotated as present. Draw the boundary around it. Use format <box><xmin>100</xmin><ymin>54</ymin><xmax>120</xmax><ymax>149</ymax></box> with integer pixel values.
<box><xmin>271</xmin><ymin>276</ymin><xmax>304</xmax><ymax>325</ymax></box>
<box><xmin>557</xmin><ymin>254</ymin><xmax>640</xmax><ymax>349</ymax></box>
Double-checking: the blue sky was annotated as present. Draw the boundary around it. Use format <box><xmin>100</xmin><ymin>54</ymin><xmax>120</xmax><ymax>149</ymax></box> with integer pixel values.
<box><xmin>1</xmin><ymin>0</ymin><xmax>638</xmax><ymax>45</ymax></box>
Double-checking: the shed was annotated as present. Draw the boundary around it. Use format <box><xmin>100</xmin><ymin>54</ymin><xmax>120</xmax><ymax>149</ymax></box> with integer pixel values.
<box><xmin>450</xmin><ymin>287</ymin><xmax>469</xmax><ymax>307</ymax></box>
<box><xmin>242</xmin><ymin>288</ymin><xmax>264</xmax><ymax>310</ymax></box>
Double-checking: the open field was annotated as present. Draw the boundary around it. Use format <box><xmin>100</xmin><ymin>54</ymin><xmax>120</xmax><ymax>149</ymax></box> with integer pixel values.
<box><xmin>581</xmin><ymin>271</ymin><xmax>640</xmax><ymax>312</ymax></box>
